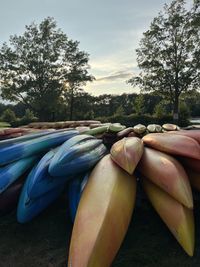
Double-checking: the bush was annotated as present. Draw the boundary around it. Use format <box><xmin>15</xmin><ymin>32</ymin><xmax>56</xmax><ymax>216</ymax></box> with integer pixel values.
<box><xmin>96</xmin><ymin>113</ymin><xmax>175</xmax><ymax>127</ymax></box>
<box><xmin>20</xmin><ymin>109</ymin><xmax>38</xmax><ymax>125</ymax></box>
<box><xmin>11</xmin><ymin>109</ymin><xmax>38</xmax><ymax>127</ymax></box>
<box><xmin>178</xmin><ymin>102</ymin><xmax>190</xmax><ymax>127</ymax></box>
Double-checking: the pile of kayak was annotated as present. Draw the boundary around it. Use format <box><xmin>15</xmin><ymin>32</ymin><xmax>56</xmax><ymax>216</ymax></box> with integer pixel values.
<box><xmin>0</xmin><ymin>122</ymin><xmax>200</xmax><ymax>267</ymax></box>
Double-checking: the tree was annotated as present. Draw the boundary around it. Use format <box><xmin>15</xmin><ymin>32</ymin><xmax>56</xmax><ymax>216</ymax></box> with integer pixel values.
<box><xmin>134</xmin><ymin>94</ymin><xmax>145</xmax><ymax>115</ymax></box>
<box><xmin>114</xmin><ymin>105</ymin><xmax>125</xmax><ymax>116</ymax></box>
<box><xmin>128</xmin><ymin>0</ymin><xmax>200</xmax><ymax>121</ymax></box>
<box><xmin>0</xmin><ymin>17</ymin><xmax>94</xmax><ymax>121</ymax></box>
<box><xmin>154</xmin><ymin>100</ymin><xmax>171</xmax><ymax>118</ymax></box>
<box><xmin>0</xmin><ymin>108</ymin><xmax>17</xmax><ymax>123</ymax></box>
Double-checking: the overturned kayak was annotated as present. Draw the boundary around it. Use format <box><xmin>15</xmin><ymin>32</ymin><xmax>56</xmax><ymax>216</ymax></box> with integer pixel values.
<box><xmin>0</xmin><ymin>130</ymin><xmax>78</xmax><ymax>166</ymax></box>
<box><xmin>68</xmin><ymin>172</ymin><xmax>89</xmax><ymax>222</ymax></box>
<box><xmin>0</xmin><ymin>129</ymin><xmax>56</xmax><ymax>146</ymax></box>
<box><xmin>68</xmin><ymin>155</ymin><xmax>136</xmax><ymax>267</ymax></box>
<box><xmin>110</xmin><ymin>137</ymin><xmax>144</xmax><ymax>175</ymax></box>
<box><xmin>0</xmin><ymin>156</ymin><xmax>39</xmax><ymax>194</ymax></box>
<box><xmin>142</xmin><ymin>177</ymin><xmax>195</xmax><ymax>256</ymax></box>
<box><xmin>26</xmin><ymin>148</ymin><xmax>68</xmax><ymax>199</ymax></box>
<box><xmin>49</xmin><ymin>135</ymin><xmax>107</xmax><ymax>177</ymax></box>
<box><xmin>138</xmin><ymin>147</ymin><xmax>193</xmax><ymax>208</ymax></box>
<box><xmin>142</xmin><ymin>133</ymin><xmax>200</xmax><ymax>160</ymax></box>
<box><xmin>17</xmin><ymin>164</ymin><xmax>64</xmax><ymax>223</ymax></box>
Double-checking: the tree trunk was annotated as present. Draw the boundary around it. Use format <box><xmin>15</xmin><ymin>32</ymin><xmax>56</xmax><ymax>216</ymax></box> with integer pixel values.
<box><xmin>69</xmin><ymin>87</ymin><xmax>74</xmax><ymax>121</ymax></box>
<box><xmin>173</xmin><ymin>93</ymin><xmax>179</xmax><ymax>123</ymax></box>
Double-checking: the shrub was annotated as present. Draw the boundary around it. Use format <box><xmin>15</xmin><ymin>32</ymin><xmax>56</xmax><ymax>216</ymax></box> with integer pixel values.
<box><xmin>11</xmin><ymin>109</ymin><xmax>38</xmax><ymax>127</ymax></box>
<box><xmin>178</xmin><ymin>102</ymin><xmax>190</xmax><ymax>127</ymax></box>
<box><xmin>96</xmin><ymin>113</ymin><xmax>175</xmax><ymax>127</ymax></box>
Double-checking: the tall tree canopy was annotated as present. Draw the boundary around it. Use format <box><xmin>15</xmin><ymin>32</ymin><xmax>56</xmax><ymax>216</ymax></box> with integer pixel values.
<box><xmin>128</xmin><ymin>0</ymin><xmax>200</xmax><ymax>120</ymax></box>
<box><xmin>0</xmin><ymin>17</ymin><xmax>94</xmax><ymax>120</ymax></box>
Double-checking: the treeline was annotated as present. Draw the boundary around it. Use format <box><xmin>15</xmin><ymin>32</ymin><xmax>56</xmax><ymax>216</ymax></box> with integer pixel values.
<box><xmin>0</xmin><ymin>90</ymin><xmax>200</xmax><ymax>126</ymax></box>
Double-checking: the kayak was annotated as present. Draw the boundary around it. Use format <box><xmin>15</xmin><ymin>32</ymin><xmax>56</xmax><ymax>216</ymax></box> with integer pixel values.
<box><xmin>142</xmin><ymin>177</ymin><xmax>195</xmax><ymax>256</ymax></box>
<box><xmin>68</xmin><ymin>172</ymin><xmax>89</xmax><ymax>222</ymax></box>
<box><xmin>68</xmin><ymin>155</ymin><xmax>136</xmax><ymax>267</ymax></box>
<box><xmin>49</xmin><ymin>135</ymin><xmax>107</xmax><ymax>177</ymax></box>
<box><xmin>0</xmin><ymin>130</ymin><xmax>78</xmax><ymax>166</ymax></box>
<box><xmin>17</xmin><ymin>165</ymin><xmax>64</xmax><ymax>223</ymax></box>
<box><xmin>0</xmin><ymin>156</ymin><xmax>39</xmax><ymax>194</ymax></box>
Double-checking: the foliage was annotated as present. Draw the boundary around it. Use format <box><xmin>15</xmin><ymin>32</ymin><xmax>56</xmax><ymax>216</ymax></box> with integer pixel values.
<box><xmin>0</xmin><ymin>17</ymin><xmax>94</xmax><ymax>121</ymax></box>
<box><xmin>184</xmin><ymin>90</ymin><xmax>200</xmax><ymax>117</ymax></box>
<box><xmin>0</xmin><ymin>108</ymin><xmax>17</xmax><ymax>123</ymax></box>
<box><xmin>128</xmin><ymin>0</ymin><xmax>200</xmax><ymax>120</ymax></box>
<box><xmin>20</xmin><ymin>109</ymin><xmax>38</xmax><ymax>125</ymax></box>
<box><xmin>153</xmin><ymin>100</ymin><xmax>171</xmax><ymax>118</ymax></box>
<box><xmin>178</xmin><ymin>100</ymin><xmax>191</xmax><ymax>125</ymax></box>
<box><xmin>0</xmin><ymin>90</ymin><xmax>199</xmax><ymax>124</ymax></box>
<box><xmin>133</xmin><ymin>94</ymin><xmax>145</xmax><ymax>115</ymax></box>
<box><xmin>114</xmin><ymin>105</ymin><xmax>125</xmax><ymax>116</ymax></box>
<box><xmin>96</xmin><ymin>113</ymin><xmax>175</xmax><ymax>127</ymax></box>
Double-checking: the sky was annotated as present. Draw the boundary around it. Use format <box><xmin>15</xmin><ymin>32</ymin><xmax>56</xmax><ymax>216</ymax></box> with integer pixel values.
<box><xmin>0</xmin><ymin>0</ymin><xmax>194</xmax><ymax>96</ymax></box>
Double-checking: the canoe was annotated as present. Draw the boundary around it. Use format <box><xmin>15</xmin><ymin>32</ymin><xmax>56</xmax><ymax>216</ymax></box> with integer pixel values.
<box><xmin>142</xmin><ymin>177</ymin><xmax>195</xmax><ymax>256</ymax></box>
<box><xmin>68</xmin><ymin>154</ymin><xmax>136</xmax><ymax>267</ymax></box>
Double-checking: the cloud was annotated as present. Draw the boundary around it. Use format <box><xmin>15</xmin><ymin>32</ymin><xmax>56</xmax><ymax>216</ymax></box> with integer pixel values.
<box><xmin>97</xmin><ymin>71</ymin><xmax>133</xmax><ymax>82</ymax></box>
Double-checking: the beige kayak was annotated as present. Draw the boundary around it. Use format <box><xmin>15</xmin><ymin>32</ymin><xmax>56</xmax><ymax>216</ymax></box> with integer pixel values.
<box><xmin>68</xmin><ymin>154</ymin><xmax>137</xmax><ymax>267</ymax></box>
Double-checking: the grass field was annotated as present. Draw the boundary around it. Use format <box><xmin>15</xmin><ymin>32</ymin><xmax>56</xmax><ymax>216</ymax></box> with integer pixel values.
<box><xmin>0</xmin><ymin>122</ymin><xmax>10</xmax><ymax>128</ymax></box>
<box><xmin>0</xmin><ymin>192</ymin><xmax>200</xmax><ymax>267</ymax></box>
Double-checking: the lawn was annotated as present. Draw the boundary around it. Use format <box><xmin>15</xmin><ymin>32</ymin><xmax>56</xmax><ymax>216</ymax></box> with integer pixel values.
<box><xmin>0</xmin><ymin>193</ymin><xmax>200</xmax><ymax>267</ymax></box>
<box><xmin>0</xmin><ymin>122</ymin><xmax>11</xmax><ymax>128</ymax></box>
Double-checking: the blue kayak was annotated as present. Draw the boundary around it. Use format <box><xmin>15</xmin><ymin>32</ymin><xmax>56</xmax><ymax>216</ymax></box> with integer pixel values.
<box><xmin>68</xmin><ymin>172</ymin><xmax>89</xmax><ymax>222</ymax></box>
<box><xmin>17</xmin><ymin>165</ymin><xmax>64</xmax><ymax>223</ymax></box>
<box><xmin>27</xmin><ymin>148</ymin><xmax>70</xmax><ymax>199</ymax></box>
<box><xmin>0</xmin><ymin>130</ymin><xmax>78</xmax><ymax>166</ymax></box>
<box><xmin>0</xmin><ymin>156</ymin><xmax>39</xmax><ymax>194</ymax></box>
<box><xmin>0</xmin><ymin>130</ymin><xmax>55</xmax><ymax>146</ymax></box>
<box><xmin>49</xmin><ymin>135</ymin><xmax>107</xmax><ymax>177</ymax></box>
<box><xmin>0</xmin><ymin>128</ymin><xmax>75</xmax><ymax>147</ymax></box>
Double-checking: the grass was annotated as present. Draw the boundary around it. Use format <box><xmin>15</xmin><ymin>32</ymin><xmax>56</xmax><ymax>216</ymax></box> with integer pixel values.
<box><xmin>0</xmin><ymin>194</ymin><xmax>200</xmax><ymax>267</ymax></box>
<box><xmin>0</xmin><ymin>122</ymin><xmax>11</xmax><ymax>128</ymax></box>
